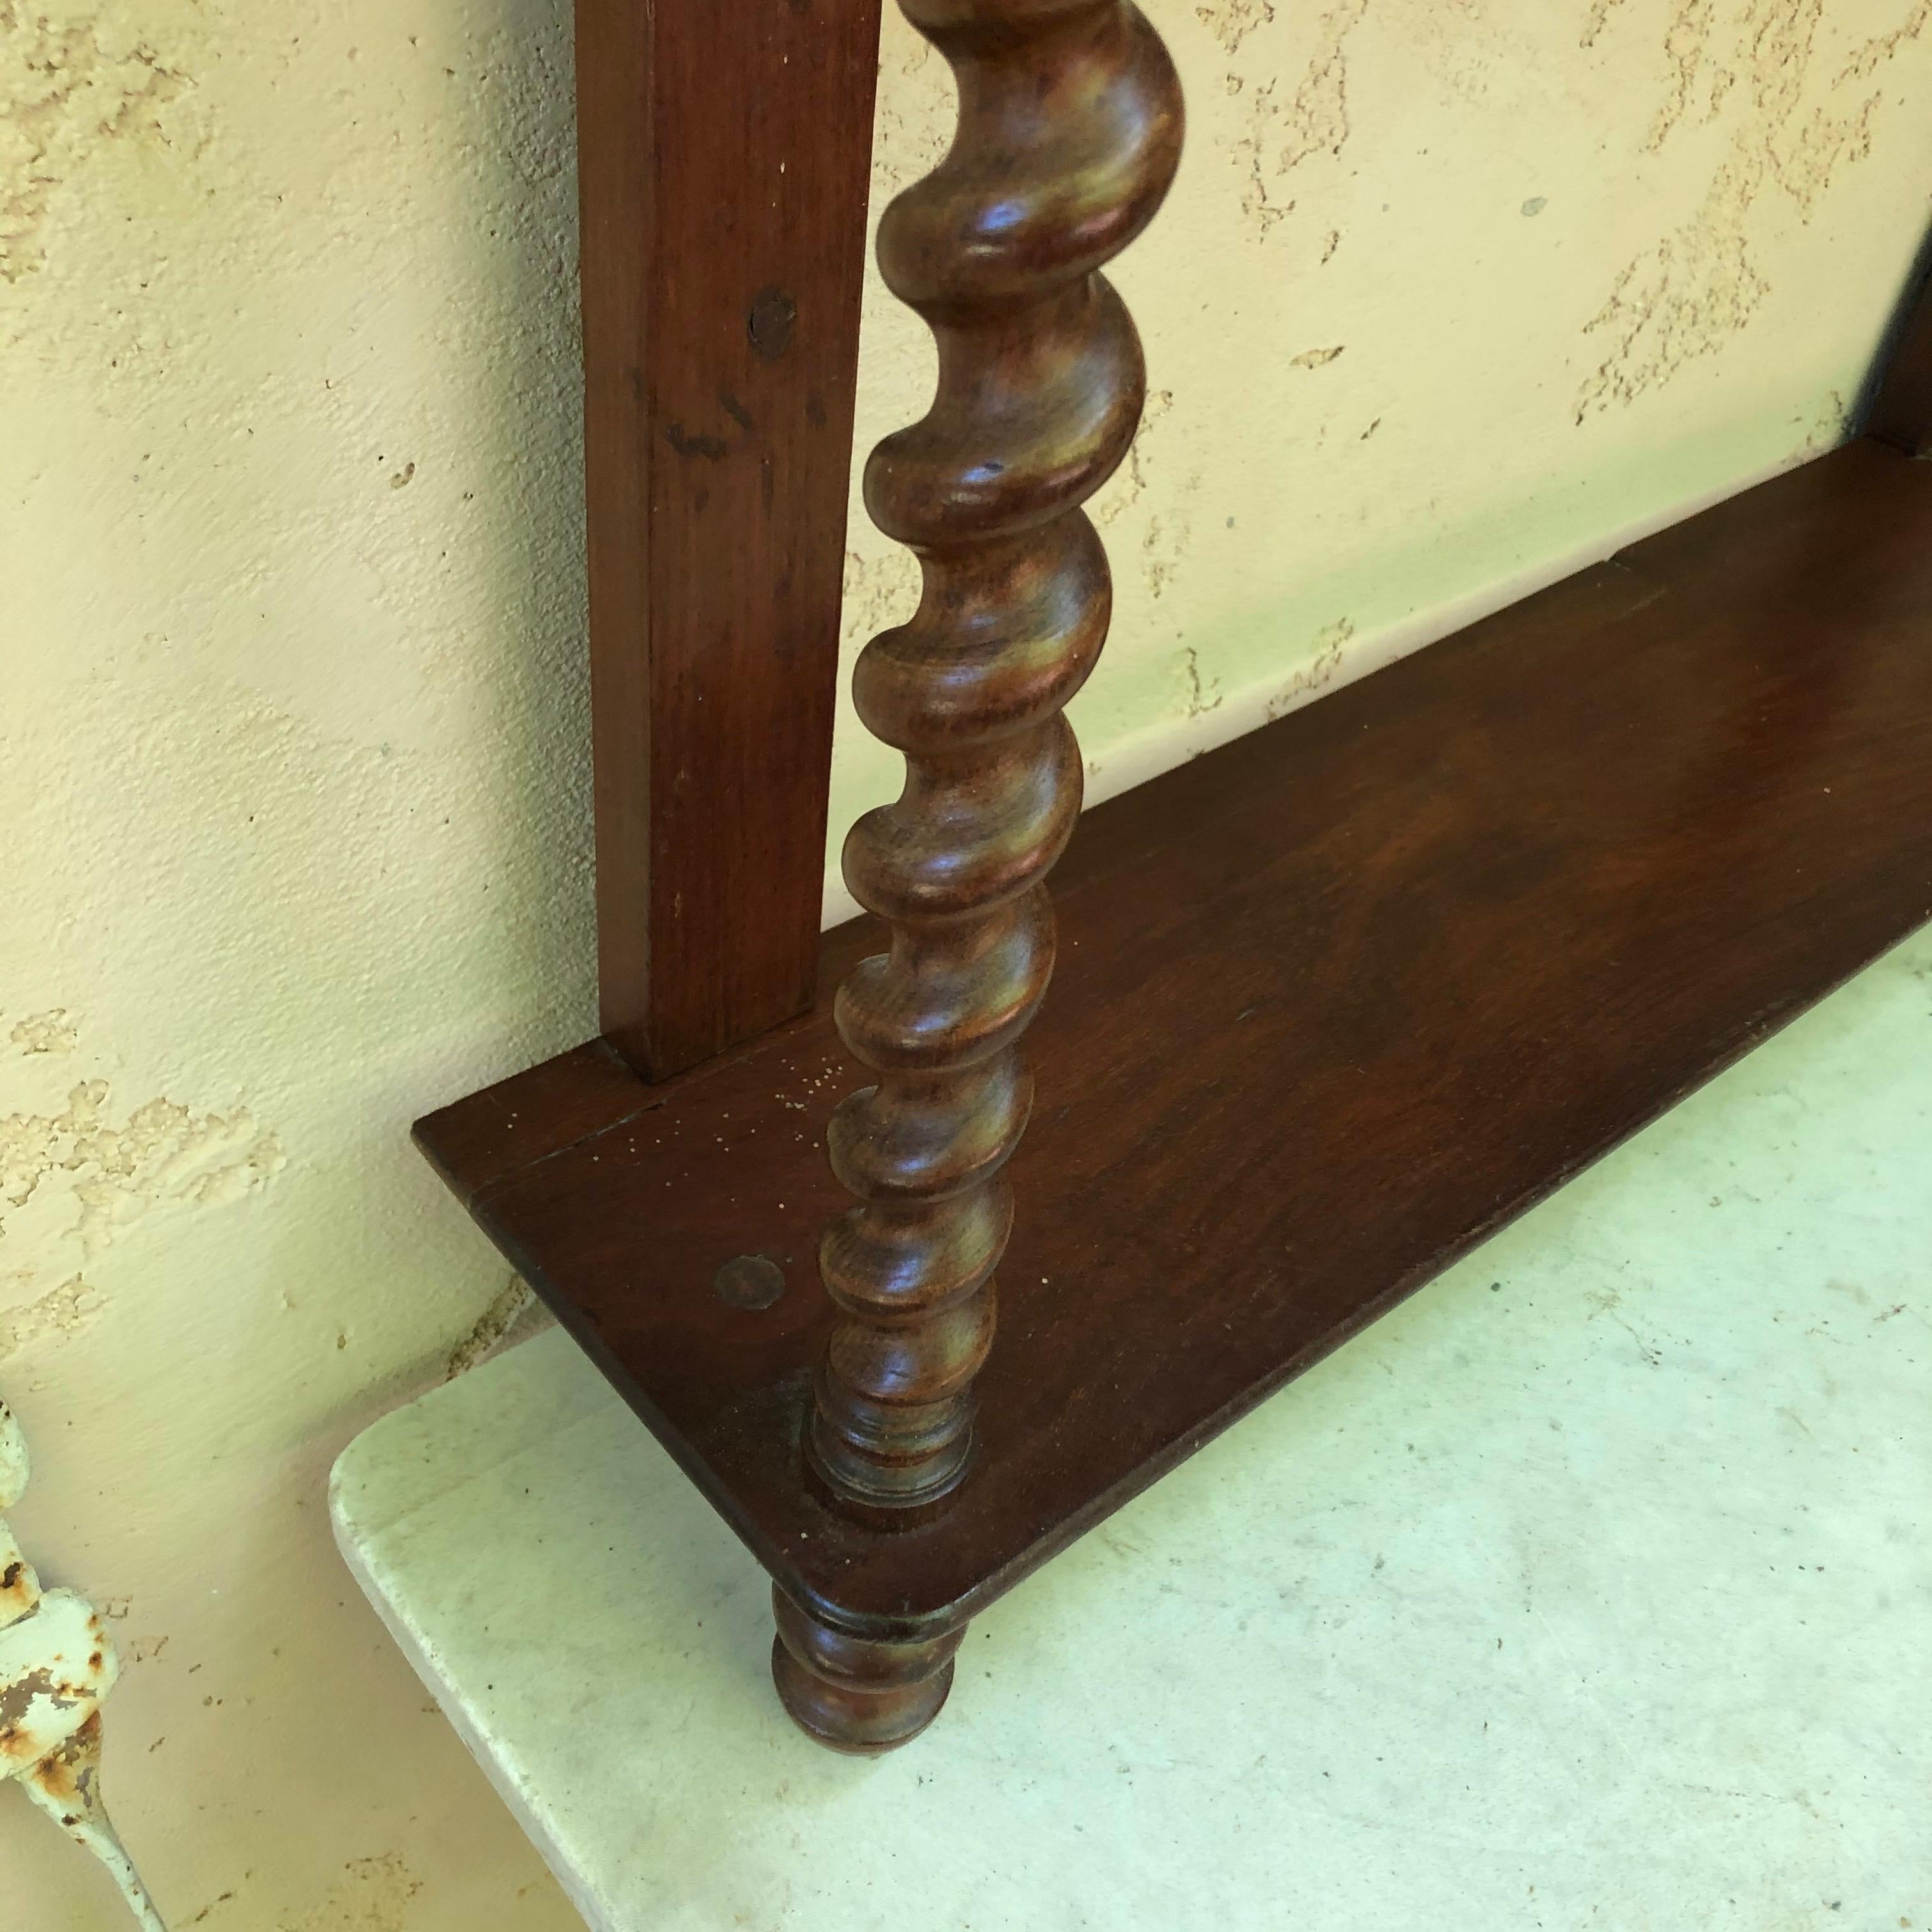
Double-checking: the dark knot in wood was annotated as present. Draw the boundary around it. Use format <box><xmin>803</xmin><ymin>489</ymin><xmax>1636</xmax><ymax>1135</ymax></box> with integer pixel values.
<box><xmin>808</xmin><ymin>0</ymin><xmax>1184</xmax><ymax>1514</ymax></box>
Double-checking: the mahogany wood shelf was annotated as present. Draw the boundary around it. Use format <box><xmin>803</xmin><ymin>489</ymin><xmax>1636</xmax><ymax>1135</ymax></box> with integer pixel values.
<box><xmin>418</xmin><ymin>434</ymin><xmax>1932</xmax><ymax>1646</ymax></box>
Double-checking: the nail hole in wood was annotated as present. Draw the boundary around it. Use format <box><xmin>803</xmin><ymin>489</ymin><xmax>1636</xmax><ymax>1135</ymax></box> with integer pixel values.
<box><xmin>748</xmin><ymin>287</ymin><xmax>797</xmax><ymax>361</ymax></box>
<box><xmin>715</xmin><ymin>1254</ymin><xmax>786</xmax><ymax>1310</ymax></box>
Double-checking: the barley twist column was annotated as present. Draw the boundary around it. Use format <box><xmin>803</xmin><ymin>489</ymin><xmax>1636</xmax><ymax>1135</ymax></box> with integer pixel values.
<box><xmin>806</xmin><ymin>0</ymin><xmax>1183</xmax><ymax>1536</ymax></box>
<box><xmin>806</xmin><ymin>0</ymin><xmax>1182</xmax><ymax>1515</ymax></box>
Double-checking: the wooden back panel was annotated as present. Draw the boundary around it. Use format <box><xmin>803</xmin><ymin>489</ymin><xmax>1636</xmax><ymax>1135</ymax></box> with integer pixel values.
<box><xmin>576</xmin><ymin>2</ymin><xmax>883</xmax><ymax>1080</ymax></box>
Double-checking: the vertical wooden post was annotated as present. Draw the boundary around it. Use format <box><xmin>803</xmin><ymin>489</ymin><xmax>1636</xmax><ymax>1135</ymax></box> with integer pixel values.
<box><xmin>575</xmin><ymin>1</ymin><xmax>884</xmax><ymax>1082</ymax></box>
<box><xmin>799</xmin><ymin>0</ymin><xmax>1185</xmax><ymax>1531</ymax></box>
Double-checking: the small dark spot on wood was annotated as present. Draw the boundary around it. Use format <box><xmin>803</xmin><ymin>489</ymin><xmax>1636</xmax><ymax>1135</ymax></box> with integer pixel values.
<box><xmin>719</xmin><ymin>387</ymin><xmax>756</xmax><ymax>436</ymax></box>
<box><xmin>805</xmin><ymin>392</ymin><xmax>827</xmax><ymax>427</ymax></box>
<box><xmin>749</xmin><ymin>286</ymin><xmax>798</xmax><ymax>361</ymax></box>
<box><xmin>716</xmin><ymin>1254</ymin><xmax>786</xmax><ymax>1310</ymax></box>
<box><xmin>665</xmin><ymin>422</ymin><xmax>728</xmax><ymax>461</ymax></box>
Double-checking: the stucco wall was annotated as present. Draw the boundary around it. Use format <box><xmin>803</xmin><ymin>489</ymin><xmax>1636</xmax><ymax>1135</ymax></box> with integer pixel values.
<box><xmin>3</xmin><ymin>2</ymin><xmax>1927</xmax><ymax>1925</ymax></box>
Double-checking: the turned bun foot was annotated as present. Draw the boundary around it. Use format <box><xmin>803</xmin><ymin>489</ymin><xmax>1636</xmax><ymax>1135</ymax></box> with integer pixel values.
<box><xmin>770</xmin><ymin>1586</ymin><xmax>966</xmax><ymax>1754</ymax></box>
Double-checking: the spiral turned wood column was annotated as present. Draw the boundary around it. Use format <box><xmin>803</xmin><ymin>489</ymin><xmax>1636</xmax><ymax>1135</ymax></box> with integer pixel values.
<box><xmin>805</xmin><ymin>2</ymin><xmax>1184</xmax><ymax>1522</ymax></box>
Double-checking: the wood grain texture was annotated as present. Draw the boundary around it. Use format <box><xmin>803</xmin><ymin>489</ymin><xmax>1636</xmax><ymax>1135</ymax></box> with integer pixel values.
<box><xmin>1868</xmin><ymin>244</ymin><xmax>1932</xmax><ymax>457</ymax></box>
<box><xmin>576</xmin><ymin>0</ymin><xmax>882</xmax><ymax>1081</ymax></box>
<box><xmin>417</xmin><ymin>436</ymin><xmax>1932</xmax><ymax>1643</ymax></box>
<box><xmin>770</xmin><ymin>1584</ymin><xmax>964</xmax><ymax>1754</ymax></box>
<box><xmin>807</xmin><ymin>0</ymin><xmax>1184</xmax><ymax>1517</ymax></box>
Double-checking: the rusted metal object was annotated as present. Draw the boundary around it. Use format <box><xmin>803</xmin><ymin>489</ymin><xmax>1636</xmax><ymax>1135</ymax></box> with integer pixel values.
<box><xmin>1</xmin><ymin>1395</ymin><xmax>168</xmax><ymax>1928</ymax></box>
<box><xmin>0</xmin><ymin>1584</ymin><xmax>116</xmax><ymax>1767</ymax></box>
<box><xmin>21</xmin><ymin>1714</ymin><xmax>167</xmax><ymax>1931</ymax></box>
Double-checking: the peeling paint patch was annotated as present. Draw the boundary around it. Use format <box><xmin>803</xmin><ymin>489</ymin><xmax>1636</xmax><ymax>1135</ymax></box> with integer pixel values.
<box><xmin>0</xmin><ymin>1075</ymin><xmax>284</xmax><ymax>1258</ymax></box>
<box><xmin>0</xmin><ymin>1275</ymin><xmax>102</xmax><ymax>1361</ymax></box>
<box><xmin>7</xmin><ymin>1012</ymin><xmax>77</xmax><ymax>1055</ymax></box>
<box><xmin>0</xmin><ymin>1588</ymin><xmax>116</xmax><ymax>1766</ymax></box>
<box><xmin>0</xmin><ymin>7</ymin><xmax>192</xmax><ymax>284</ymax></box>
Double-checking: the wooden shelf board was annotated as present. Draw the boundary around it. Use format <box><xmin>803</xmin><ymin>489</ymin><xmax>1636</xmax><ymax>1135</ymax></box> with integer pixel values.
<box><xmin>416</xmin><ymin>436</ymin><xmax>1932</xmax><ymax>1637</ymax></box>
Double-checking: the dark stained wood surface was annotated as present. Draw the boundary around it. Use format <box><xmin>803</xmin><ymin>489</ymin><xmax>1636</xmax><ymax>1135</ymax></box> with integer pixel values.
<box><xmin>576</xmin><ymin>0</ymin><xmax>882</xmax><ymax>1081</ymax></box>
<box><xmin>1869</xmin><ymin>245</ymin><xmax>1932</xmax><ymax>457</ymax></box>
<box><xmin>417</xmin><ymin>436</ymin><xmax>1932</xmax><ymax>1639</ymax></box>
<box><xmin>806</xmin><ymin>1</ymin><xmax>1185</xmax><ymax>1521</ymax></box>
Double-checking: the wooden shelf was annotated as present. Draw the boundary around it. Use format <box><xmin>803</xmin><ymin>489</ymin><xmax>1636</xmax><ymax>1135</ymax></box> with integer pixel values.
<box><xmin>417</xmin><ymin>436</ymin><xmax>1932</xmax><ymax>1639</ymax></box>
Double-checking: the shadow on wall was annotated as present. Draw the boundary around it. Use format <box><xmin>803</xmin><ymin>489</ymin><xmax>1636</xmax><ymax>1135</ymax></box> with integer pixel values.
<box><xmin>410</xmin><ymin>0</ymin><xmax>597</xmax><ymax>1068</ymax></box>
<box><xmin>1854</xmin><ymin>214</ymin><xmax>1932</xmax><ymax>431</ymax></box>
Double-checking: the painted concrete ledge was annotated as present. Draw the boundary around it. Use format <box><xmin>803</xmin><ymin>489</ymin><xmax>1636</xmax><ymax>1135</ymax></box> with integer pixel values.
<box><xmin>333</xmin><ymin>925</ymin><xmax>1932</xmax><ymax>1932</ymax></box>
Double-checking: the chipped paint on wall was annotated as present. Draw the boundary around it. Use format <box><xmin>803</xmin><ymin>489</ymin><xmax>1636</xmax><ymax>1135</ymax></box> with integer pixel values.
<box><xmin>0</xmin><ymin>1275</ymin><xmax>103</xmax><ymax>1361</ymax></box>
<box><xmin>9</xmin><ymin>1013</ymin><xmax>77</xmax><ymax>1056</ymax></box>
<box><xmin>0</xmin><ymin>1064</ymin><xmax>284</xmax><ymax>1267</ymax></box>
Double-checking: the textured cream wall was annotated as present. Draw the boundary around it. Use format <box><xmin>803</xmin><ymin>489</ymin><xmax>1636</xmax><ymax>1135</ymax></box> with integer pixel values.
<box><xmin>2</xmin><ymin>2</ymin><xmax>1927</xmax><ymax>1926</ymax></box>
<box><xmin>836</xmin><ymin>0</ymin><xmax>1932</xmax><ymax>898</ymax></box>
